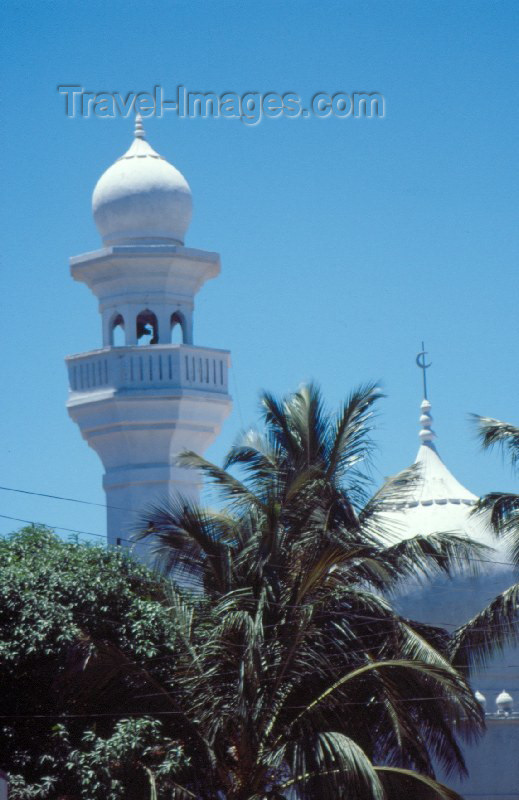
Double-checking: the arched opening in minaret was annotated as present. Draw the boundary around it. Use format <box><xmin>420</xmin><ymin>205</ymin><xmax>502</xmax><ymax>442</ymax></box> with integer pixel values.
<box><xmin>110</xmin><ymin>313</ymin><xmax>125</xmax><ymax>347</ymax></box>
<box><xmin>136</xmin><ymin>309</ymin><xmax>158</xmax><ymax>345</ymax></box>
<box><xmin>170</xmin><ymin>311</ymin><xmax>186</xmax><ymax>344</ymax></box>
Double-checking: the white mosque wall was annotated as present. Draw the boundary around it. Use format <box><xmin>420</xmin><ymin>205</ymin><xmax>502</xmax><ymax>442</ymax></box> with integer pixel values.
<box><xmin>395</xmin><ymin>566</ymin><xmax>519</xmax><ymax>691</ymax></box>
<box><xmin>380</xmin><ymin>399</ymin><xmax>519</xmax><ymax>799</ymax></box>
<box><xmin>442</xmin><ymin>716</ymin><xmax>519</xmax><ymax>800</ymax></box>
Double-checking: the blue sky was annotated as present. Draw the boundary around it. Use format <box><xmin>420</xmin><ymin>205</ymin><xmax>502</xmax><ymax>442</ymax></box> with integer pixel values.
<box><xmin>1</xmin><ymin>0</ymin><xmax>518</xmax><ymax>542</ymax></box>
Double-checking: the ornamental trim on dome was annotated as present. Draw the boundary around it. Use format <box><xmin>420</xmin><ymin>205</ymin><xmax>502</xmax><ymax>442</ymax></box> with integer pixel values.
<box><xmin>381</xmin><ymin>346</ymin><xmax>478</xmax><ymax>515</ymax></box>
<box><xmin>117</xmin><ymin>114</ymin><xmax>165</xmax><ymax>162</ymax></box>
<box><xmin>91</xmin><ymin>115</ymin><xmax>193</xmax><ymax>247</ymax></box>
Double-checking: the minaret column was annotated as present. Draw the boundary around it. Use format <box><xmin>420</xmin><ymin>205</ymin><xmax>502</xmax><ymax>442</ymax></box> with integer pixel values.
<box><xmin>65</xmin><ymin>117</ymin><xmax>232</xmax><ymax>552</ymax></box>
<box><xmin>156</xmin><ymin>307</ymin><xmax>172</xmax><ymax>344</ymax></box>
<box><xmin>182</xmin><ymin>309</ymin><xmax>194</xmax><ymax>344</ymax></box>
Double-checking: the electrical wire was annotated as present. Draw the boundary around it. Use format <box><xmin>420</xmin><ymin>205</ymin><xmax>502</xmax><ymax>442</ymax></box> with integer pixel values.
<box><xmin>1</xmin><ymin>483</ymin><xmax>518</xmax><ymax>568</ymax></box>
<box><xmin>0</xmin><ymin>513</ymin><xmax>133</xmax><ymax>546</ymax></box>
<box><xmin>1</xmin><ymin>693</ymin><xmax>518</xmax><ymax>722</ymax></box>
<box><xmin>2</xmin><ymin>507</ymin><xmax>519</xmax><ymax>573</ymax></box>
<box><xmin>1</xmin><ymin>513</ymin><xmax>519</xmax><ymax>641</ymax></box>
<box><xmin>0</xmin><ymin>484</ymin><xmax>135</xmax><ymax>512</ymax></box>
<box><xmin>1</xmin><ymin>483</ymin><xmax>518</xmax><ymax>569</ymax></box>
<box><xmin>0</xmin><ymin>492</ymin><xmax>517</xmax><ymax>727</ymax></box>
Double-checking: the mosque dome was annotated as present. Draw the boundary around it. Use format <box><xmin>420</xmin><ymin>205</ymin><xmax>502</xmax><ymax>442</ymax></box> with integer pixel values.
<box><xmin>496</xmin><ymin>690</ymin><xmax>513</xmax><ymax>713</ymax></box>
<box><xmin>353</xmin><ymin>349</ymin><xmax>519</xmax><ymax>797</ymax></box>
<box><xmin>92</xmin><ymin>115</ymin><xmax>193</xmax><ymax>246</ymax></box>
<box><xmin>380</xmin><ymin>393</ymin><xmax>494</xmax><ymax>548</ymax></box>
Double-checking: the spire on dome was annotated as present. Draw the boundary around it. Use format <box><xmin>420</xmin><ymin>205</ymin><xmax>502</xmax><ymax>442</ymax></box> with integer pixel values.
<box><xmin>134</xmin><ymin>112</ymin><xmax>146</xmax><ymax>139</ymax></box>
<box><xmin>416</xmin><ymin>343</ymin><xmax>436</xmax><ymax>447</ymax></box>
<box><xmin>419</xmin><ymin>398</ymin><xmax>436</xmax><ymax>446</ymax></box>
<box><xmin>377</xmin><ymin>344</ymin><xmax>482</xmax><ymax>538</ymax></box>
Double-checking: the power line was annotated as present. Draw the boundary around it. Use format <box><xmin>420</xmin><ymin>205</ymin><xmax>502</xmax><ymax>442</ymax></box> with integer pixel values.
<box><xmin>0</xmin><ymin>513</ymin><xmax>133</xmax><ymax>545</ymax></box>
<box><xmin>0</xmin><ymin>512</ymin><xmax>518</xmax><ymax>634</ymax></box>
<box><xmin>2</xmin><ymin>505</ymin><xmax>519</xmax><ymax>573</ymax></box>
<box><xmin>1</xmin><ymin>513</ymin><xmax>519</xmax><ymax>622</ymax></box>
<box><xmin>1</xmin><ymin>694</ymin><xmax>518</xmax><ymax>722</ymax></box>
<box><xmin>0</xmin><ymin>590</ymin><xmax>513</xmax><ymax>670</ymax></box>
<box><xmin>0</xmin><ymin>484</ymin><xmax>127</xmax><ymax>511</ymax></box>
<box><xmin>1</xmin><ymin>483</ymin><xmax>518</xmax><ymax>568</ymax></box>
<box><xmin>24</xmin><ymin>602</ymin><xmax>518</xmax><ymax>674</ymax></box>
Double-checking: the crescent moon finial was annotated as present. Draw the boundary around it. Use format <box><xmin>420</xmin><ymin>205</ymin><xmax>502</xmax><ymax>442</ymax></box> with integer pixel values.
<box><xmin>415</xmin><ymin>341</ymin><xmax>432</xmax><ymax>400</ymax></box>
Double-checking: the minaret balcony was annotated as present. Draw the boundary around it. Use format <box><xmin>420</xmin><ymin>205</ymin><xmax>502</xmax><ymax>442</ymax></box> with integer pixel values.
<box><xmin>66</xmin><ymin>344</ymin><xmax>230</xmax><ymax>400</ymax></box>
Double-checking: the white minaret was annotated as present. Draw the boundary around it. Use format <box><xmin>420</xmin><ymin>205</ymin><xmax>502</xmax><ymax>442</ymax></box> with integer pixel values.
<box><xmin>66</xmin><ymin>117</ymin><xmax>232</xmax><ymax>549</ymax></box>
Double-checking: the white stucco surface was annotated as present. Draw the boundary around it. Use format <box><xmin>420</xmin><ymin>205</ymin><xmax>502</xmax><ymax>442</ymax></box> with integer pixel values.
<box><xmin>66</xmin><ymin>120</ymin><xmax>231</xmax><ymax>548</ymax></box>
<box><xmin>92</xmin><ymin>117</ymin><xmax>193</xmax><ymax>246</ymax></box>
<box><xmin>381</xmin><ymin>398</ymin><xmax>519</xmax><ymax>798</ymax></box>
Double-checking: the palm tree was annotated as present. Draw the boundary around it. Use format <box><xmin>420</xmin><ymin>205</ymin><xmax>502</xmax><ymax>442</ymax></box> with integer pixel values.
<box><xmin>474</xmin><ymin>417</ymin><xmax>519</xmax><ymax>551</ymax></box>
<box><xmin>448</xmin><ymin>416</ymin><xmax>519</xmax><ymax>672</ymax></box>
<box><xmin>128</xmin><ymin>383</ymin><xmax>490</xmax><ymax>799</ymax></box>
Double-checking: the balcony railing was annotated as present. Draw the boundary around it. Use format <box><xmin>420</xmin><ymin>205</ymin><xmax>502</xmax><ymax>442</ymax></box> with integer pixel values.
<box><xmin>66</xmin><ymin>344</ymin><xmax>230</xmax><ymax>397</ymax></box>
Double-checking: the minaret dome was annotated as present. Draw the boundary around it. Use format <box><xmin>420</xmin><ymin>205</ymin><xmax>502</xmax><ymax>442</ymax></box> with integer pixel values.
<box><xmin>92</xmin><ymin>114</ymin><xmax>193</xmax><ymax>246</ymax></box>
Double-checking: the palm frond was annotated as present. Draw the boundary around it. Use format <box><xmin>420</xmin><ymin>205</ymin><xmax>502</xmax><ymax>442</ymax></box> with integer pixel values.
<box><xmin>473</xmin><ymin>492</ymin><xmax>519</xmax><ymax>561</ymax></box>
<box><xmin>378</xmin><ymin>531</ymin><xmax>493</xmax><ymax>584</ymax></box>
<box><xmin>375</xmin><ymin>766</ymin><xmax>465</xmax><ymax>800</ymax></box>
<box><xmin>359</xmin><ymin>464</ymin><xmax>421</xmax><ymax>537</ymax></box>
<box><xmin>449</xmin><ymin>580</ymin><xmax>519</xmax><ymax>673</ymax></box>
<box><xmin>473</xmin><ymin>415</ymin><xmax>519</xmax><ymax>472</ymax></box>
<box><xmin>473</xmin><ymin>414</ymin><xmax>519</xmax><ymax>564</ymax></box>
<box><xmin>162</xmin><ymin>586</ymin><xmax>203</xmax><ymax>674</ymax></box>
<box><xmin>286</xmin><ymin>383</ymin><xmax>330</xmax><ymax>469</ymax></box>
<box><xmin>260</xmin><ymin>391</ymin><xmax>303</xmax><ymax>463</ymax></box>
<box><xmin>134</xmin><ymin>497</ymin><xmax>237</xmax><ymax>592</ymax></box>
<box><xmin>223</xmin><ymin>429</ymin><xmax>282</xmax><ymax>480</ymax></box>
<box><xmin>398</xmin><ymin>621</ymin><xmax>454</xmax><ymax>671</ymax></box>
<box><xmin>284</xmin><ymin>658</ymin><xmax>476</xmax><ymax>739</ymax></box>
<box><xmin>282</xmin><ymin>732</ymin><xmax>384</xmax><ymax>800</ymax></box>
<box><xmin>176</xmin><ymin>450</ymin><xmax>266</xmax><ymax>510</ymax></box>
<box><xmin>326</xmin><ymin>383</ymin><xmax>382</xmax><ymax>482</ymax></box>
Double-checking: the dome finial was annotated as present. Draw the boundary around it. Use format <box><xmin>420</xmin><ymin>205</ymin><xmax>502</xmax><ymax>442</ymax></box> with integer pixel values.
<box><xmin>416</xmin><ymin>343</ymin><xmax>436</xmax><ymax>446</ymax></box>
<box><xmin>416</xmin><ymin>341</ymin><xmax>432</xmax><ymax>400</ymax></box>
<box><xmin>92</xmin><ymin>117</ymin><xmax>193</xmax><ymax>246</ymax></box>
<box><xmin>134</xmin><ymin>112</ymin><xmax>146</xmax><ymax>140</ymax></box>
<box><xmin>496</xmin><ymin>689</ymin><xmax>513</xmax><ymax>714</ymax></box>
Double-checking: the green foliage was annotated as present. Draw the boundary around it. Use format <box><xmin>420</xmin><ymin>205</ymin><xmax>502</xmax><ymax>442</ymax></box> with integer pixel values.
<box><xmin>0</xmin><ymin>525</ymin><xmax>187</xmax><ymax>798</ymax></box>
<box><xmin>0</xmin><ymin>524</ymin><xmax>177</xmax><ymax>661</ymax></box>
<box><xmin>131</xmin><ymin>383</ymin><xmax>487</xmax><ymax>800</ymax></box>
<box><xmin>473</xmin><ymin>415</ymin><xmax>519</xmax><ymax>563</ymax></box>
<box><xmin>454</xmin><ymin>415</ymin><xmax>519</xmax><ymax>671</ymax></box>
<box><xmin>9</xmin><ymin>719</ymin><xmax>185</xmax><ymax>800</ymax></box>
<box><xmin>62</xmin><ymin>718</ymin><xmax>184</xmax><ymax>799</ymax></box>
<box><xmin>5</xmin><ymin>391</ymin><xmax>515</xmax><ymax>799</ymax></box>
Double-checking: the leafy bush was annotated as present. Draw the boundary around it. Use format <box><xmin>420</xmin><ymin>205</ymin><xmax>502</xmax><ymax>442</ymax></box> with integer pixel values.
<box><xmin>0</xmin><ymin>526</ymin><xmax>187</xmax><ymax>798</ymax></box>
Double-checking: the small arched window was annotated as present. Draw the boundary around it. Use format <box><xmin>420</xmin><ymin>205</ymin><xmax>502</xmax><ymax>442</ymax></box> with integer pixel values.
<box><xmin>170</xmin><ymin>311</ymin><xmax>185</xmax><ymax>344</ymax></box>
<box><xmin>110</xmin><ymin>313</ymin><xmax>125</xmax><ymax>347</ymax></box>
<box><xmin>136</xmin><ymin>309</ymin><xmax>159</xmax><ymax>345</ymax></box>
